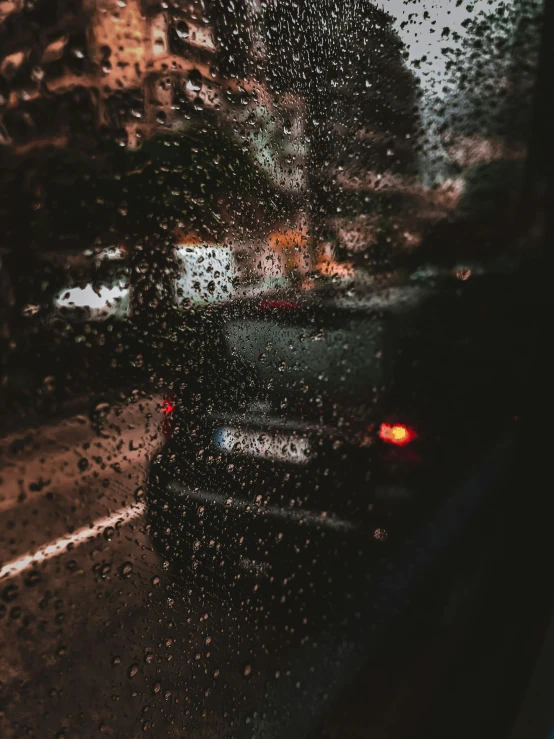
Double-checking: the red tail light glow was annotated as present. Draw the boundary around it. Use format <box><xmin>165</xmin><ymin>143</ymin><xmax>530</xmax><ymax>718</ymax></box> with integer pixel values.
<box><xmin>379</xmin><ymin>423</ymin><xmax>417</xmax><ymax>446</ymax></box>
<box><xmin>161</xmin><ymin>398</ymin><xmax>175</xmax><ymax>439</ymax></box>
<box><xmin>161</xmin><ymin>399</ymin><xmax>175</xmax><ymax>416</ymax></box>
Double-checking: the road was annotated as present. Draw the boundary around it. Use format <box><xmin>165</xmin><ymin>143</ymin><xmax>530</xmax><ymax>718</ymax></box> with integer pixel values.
<box><xmin>0</xmin><ymin>390</ymin><xmax>523</xmax><ymax>739</ymax></box>
<box><xmin>0</xmin><ymin>395</ymin><xmax>341</xmax><ymax>738</ymax></box>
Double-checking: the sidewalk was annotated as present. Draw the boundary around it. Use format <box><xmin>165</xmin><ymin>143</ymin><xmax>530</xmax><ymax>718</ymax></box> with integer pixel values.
<box><xmin>0</xmin><ymin>393</ymin><xmax>96</xmax><ymax>441</ymax></box>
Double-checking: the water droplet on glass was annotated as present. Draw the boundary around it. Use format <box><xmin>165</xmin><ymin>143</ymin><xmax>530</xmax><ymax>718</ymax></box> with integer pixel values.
<box><xmin>176</xmin><ymin>20</ymin><xmax>189</xmax><ymax>40</ymax></box>
<box><xmin>90</xmin><ymin>400</ymin><xmax>111</xmax><ymax>424</ymax></box>
<box><xmin>2</xmin><ymin>584</ymin><xmax>19</xmax><ymax>603</ymax></box>
<box><xmin>77</xmin><ymin>457</ymin><xmax>89</xmax><ymax>472</ymax></box>
<box><xmin>120</xmin><ymin>561</ymin><xmax>133</xmax><ymax>578</ymax></box>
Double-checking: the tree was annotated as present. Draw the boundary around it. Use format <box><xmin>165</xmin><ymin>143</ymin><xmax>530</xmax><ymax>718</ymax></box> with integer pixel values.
<box><xmin>262</xmin><ymin>0</ymin><xmax>421</xmax><ymax>267</ymax></box>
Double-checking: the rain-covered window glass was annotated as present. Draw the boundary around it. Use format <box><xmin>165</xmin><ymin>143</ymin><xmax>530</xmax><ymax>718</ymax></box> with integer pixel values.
<box><xmin>0</xmin><ymin>0</ymin><xmax>550</xmax><ymax>736</ymax></box>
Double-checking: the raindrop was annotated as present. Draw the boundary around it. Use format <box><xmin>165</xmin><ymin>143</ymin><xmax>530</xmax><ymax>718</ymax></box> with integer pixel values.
<box><xmin>120</xmin><ymin>561</ymin><xmax>133</xmax><ymax>578</ymax></box>
<box><xmin>42</xmin><ymin>376</ymin><xmax>56</xmax><ymax>394</ymax></box>
<box><xmin>24</xmin><ymin>569</ymin><xmax>42</xmax><ymax>587</ymax></box>
<box><xmin>188</xmin><ymin>70</ymin><xmax>202</xmax><ymax>92</ymax></box>
<box><xmin>90</xmin><ymin>400</ymin><xmax>111</xmax><ymax>424</ymax></box>
<box><xmin>176</xmin><ymin>20</ymin><xmax>189</xmax><ymax>40</ymax></box>
<box><xmin>2</xmin><ymin>584</ymin><xmax>19</xmax><ymax>603</ymax></box>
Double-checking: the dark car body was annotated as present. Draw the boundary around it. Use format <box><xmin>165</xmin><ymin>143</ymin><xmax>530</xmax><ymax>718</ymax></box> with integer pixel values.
<box><xmin>146</xmin><ymin>273</ymin><xmax>529</xmax><ymax>592</ymax></box>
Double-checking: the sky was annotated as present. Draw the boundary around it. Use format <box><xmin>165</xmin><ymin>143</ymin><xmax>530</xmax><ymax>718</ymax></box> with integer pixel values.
<box><xmin>386</xmin><ymin>0</ymin><xmax>520</xmax><ymax>96</ymax></box>
<box><xmin>381</xmin><ymin>0</ymin><xmax>540</xmax><ymax>182</ymax></box>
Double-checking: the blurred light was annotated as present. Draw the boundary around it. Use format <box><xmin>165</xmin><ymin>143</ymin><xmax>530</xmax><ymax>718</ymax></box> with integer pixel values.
<box><xmin>456</xmin><ymin>267</ymin><xmax>472</xmax><ymax>281</ymax></box>
<box><xmin>213</xmin><ymin>426</ymin><xmax>311</xmax><ymax>465</ymax></box>
<box><xmin>96</xmin><ymin>246</ymin><xmax>125</xmax><ymax>261</ymax></box>
<box><xmin>161</xmin><ymin>399</ymin><xmax>175</xmax><ymax>416</ymax></box>
<box><xmin>161</xmin><ymin>399</ymin><xmax>175</xmax><ymax>439</ymax></box>
<box><xmin>53</xmin><ymin>284</ymin><xmax>129</xmax><ymax>315</ymax></box>
<box><xmin>379</xmin><ymin>423</ymin><xmax>417</xmax><ymax>446</ymax></box>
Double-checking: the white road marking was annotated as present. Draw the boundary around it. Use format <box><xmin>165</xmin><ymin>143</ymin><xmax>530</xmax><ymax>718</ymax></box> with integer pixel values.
<box><xmin>0</xmin><ymin>502</ymin><xmax>145</xmax><ymax>581</ymax></box>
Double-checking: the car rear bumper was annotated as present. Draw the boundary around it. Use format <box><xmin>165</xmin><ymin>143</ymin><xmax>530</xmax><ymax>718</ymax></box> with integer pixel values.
<box><xmin>156</xmin><ymin>473</ymin><xmax>358</xmax><ymax>530</ymax></box>
<box><xmin>146</xmin><ymin>449</ymin><xmax>424</xmax><ymax>575</ymax></box>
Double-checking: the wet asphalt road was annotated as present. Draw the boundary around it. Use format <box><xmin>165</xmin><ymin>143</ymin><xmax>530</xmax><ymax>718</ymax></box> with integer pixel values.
<box><xmin>0</xmin><ymin>397</ymin><xmax>353</xmax><ymax>739</ymax></box>
<box><xmin>0</xmin><ymin>393</ymin><xmax>518</xmax><ymax>739</ymax></box>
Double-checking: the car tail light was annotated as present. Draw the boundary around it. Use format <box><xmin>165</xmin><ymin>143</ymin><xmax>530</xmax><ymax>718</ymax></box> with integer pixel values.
<box><xmin>161</xmin><ymin>398</ymin><xmax>175</xmax><ymax>439</ymax></box>
<box><xmin>378</xmin><ymin>422</ymin><xmax>417</xmax><ymax>446</ymax></box>
<box><xmin>161</xmin><ymin>399</ymin><xmax>175</xmax><ymax>416</ymax></box>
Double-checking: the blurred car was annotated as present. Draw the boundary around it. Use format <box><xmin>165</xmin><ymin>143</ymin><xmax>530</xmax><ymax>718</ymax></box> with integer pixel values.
<box><xmin>146</xmin><ymin>273</ymin><xmax>529</xmax><ymax>595</ymax></box>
